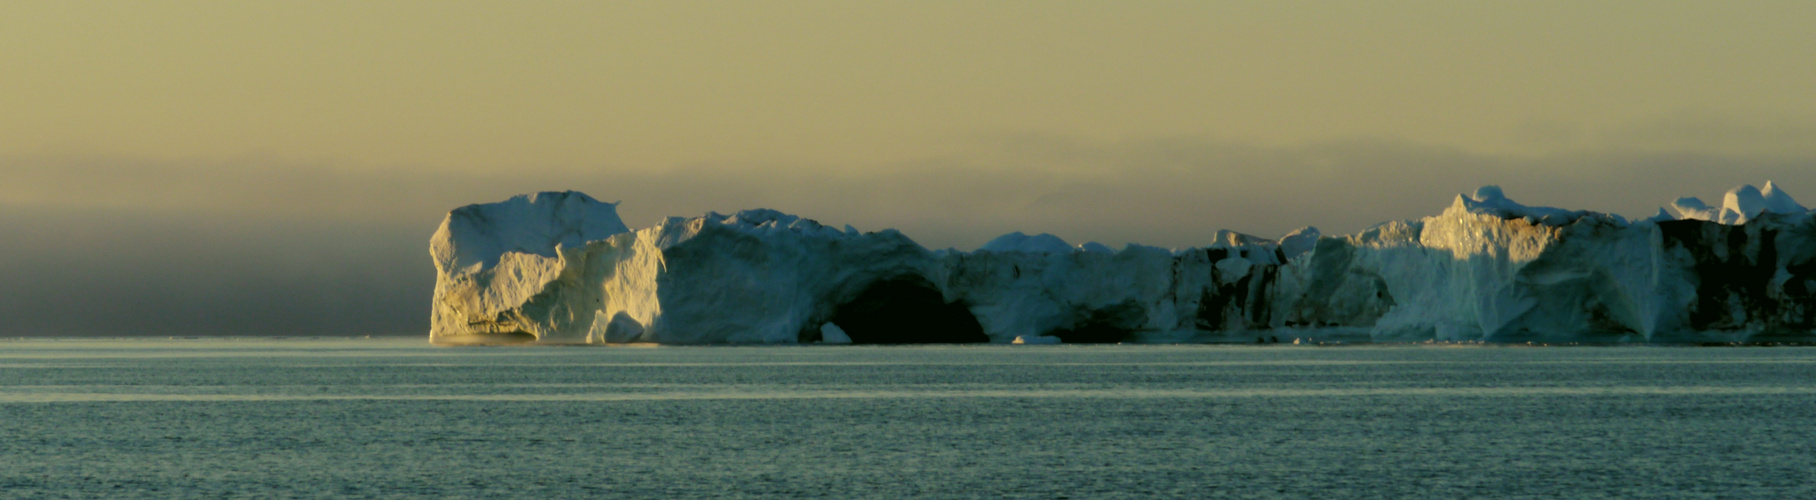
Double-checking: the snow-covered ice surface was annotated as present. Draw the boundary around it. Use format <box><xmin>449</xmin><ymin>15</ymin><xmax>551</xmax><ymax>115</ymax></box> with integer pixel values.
<box><xmin>1671</xmin><ymin>181</ymin><xmax>1807</xmax><ymax>224</ymax></box>
<box><xmin>1275</xmin><ymin>183</ymin><xmax>1816</xmax><ymax>343</ymax></box>
<box><xmin>4</xmin><ymin>339</ymin><xmax>1816</xmax><ymax>498</ymax></box>
<box><xmin>430</xmin><ymin>183</ymin><xmax>1816</xmax><ymax>344</ymax></box>
<box><xmin>429</xmin><ymin>191</ymin><xmax>630</xmax><ymax>344</ymax></box>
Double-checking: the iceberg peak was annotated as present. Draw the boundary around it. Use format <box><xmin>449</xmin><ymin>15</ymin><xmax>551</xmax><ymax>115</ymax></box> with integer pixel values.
<box><xmin>429</xmin><ymin>190</ymin><xmax>629</xmax><ymax>273</ymax></box>
<box><xmin>1076</xmin><ymin>241</ymin><xmax>1116</xmax><ymax>254</ymax></box>
<box><xmin>1470</xmin><ymin>185</ymin><xmax>1507</xmax><ymax>204</ymax></box>
<box><xmin>1670</xmin><ymin>182</ymin><xmax>1808</xmax><ymax>224</ymax></box>
<box><xmin>714</xmin><ymin>209</ymin><xmax>841</xmax><ymax>235</ymax></box>
<box><xmin>1759</xmin><ymin>180</ymin><xmax>1805</xmax><ymax>215</ymax></box>
<box><xmin>1278</xmin><ymin>227</ymin><xmax>1321</xmax><ymax>260</ymax></box>
<box><xmin>1209</xmin><ymin>229</ymin><xmax>1273</xmax><ymax>248</ymax></box>
<box><xmin>1449</xmin><ymin>185</ymin><xmax>1587</xmax><ymax>225</ymax></box>
<box><xmin>980</xmin><ymin>232</ymin><xmax>1075</xmax><ymax>254</ymax></box>
<box><xmin>1721</xmin><ymin>185</ymin><xmax>1768</xmax><ymax>224</ymax></box>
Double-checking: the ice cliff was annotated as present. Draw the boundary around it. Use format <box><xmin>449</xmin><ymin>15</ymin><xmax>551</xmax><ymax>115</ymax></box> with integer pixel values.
<box><xmin>429</xmin><ymin>184</ymin><xmax>1816</xmax><ymax>345</ymax></box>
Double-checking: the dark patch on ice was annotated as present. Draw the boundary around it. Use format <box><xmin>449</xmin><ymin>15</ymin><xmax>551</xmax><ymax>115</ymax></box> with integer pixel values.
<box><xmin>1585</xmin><ymin>304</ymin><xmax>1640</xmax><ymax>336</ymax></box>
<box><xmin>1195</xmin><ymin>286</ymin><xmax>1237</xmax><ymax>330</ymax></box>
<box><xmin>1048</xmin><ymin>301</ymin><xmax>1145</xmax><ymax>343</ymax></box>
<box><xmin>1656</xmin><ymin>217</ymin><xmax>1816</xmax><ymax>335</ymax></box>
<box><xmin>1661</xmin><ymin>220</ymin><xmax>1781</xmax><ymax>331</ymax></box>
<box><xmin>1193</xmin><ymin>261</ymin><xmax>1279</xmax><ymax>331</ymax></box>
<box><xmin>829</xmin><ymin>276</ymin><xmax>988</xmax><ymax>344</ymax></box>
<box><xmin>603</xmin><ymin>311</ymin><xmax>645</xmax><ymax>343</ymax></box>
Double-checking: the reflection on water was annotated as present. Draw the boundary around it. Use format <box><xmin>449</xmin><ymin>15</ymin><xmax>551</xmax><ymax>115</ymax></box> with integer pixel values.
<box><xmin>7</xmin><ymin>385</ymin><xmax>1816</xmax><ymax>404</ymax></box>
<box><xmin>2</xmin><ymin>338</ymin><xmax>1814</xmax><ymax>497</ymax></box>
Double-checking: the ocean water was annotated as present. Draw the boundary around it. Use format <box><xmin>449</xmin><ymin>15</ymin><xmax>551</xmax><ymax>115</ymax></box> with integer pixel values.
<box><xmin>2</xmin><ymin>339</ymin><xmax>1814</xmax><ymax>498</ymax></box>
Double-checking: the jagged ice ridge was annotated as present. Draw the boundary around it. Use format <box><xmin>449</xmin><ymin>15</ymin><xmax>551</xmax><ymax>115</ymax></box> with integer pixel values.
<box><xmin>428</xmin><ymin>184</ymin><xmax>1816</xmax><ymax>345</ymax></box>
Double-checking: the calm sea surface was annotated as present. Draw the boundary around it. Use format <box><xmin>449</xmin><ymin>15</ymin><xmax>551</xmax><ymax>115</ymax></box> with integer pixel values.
<box><xmin>2</xmin><ymin>339</ymin><xmax>1813</xmax><ymax>498</ymax></box>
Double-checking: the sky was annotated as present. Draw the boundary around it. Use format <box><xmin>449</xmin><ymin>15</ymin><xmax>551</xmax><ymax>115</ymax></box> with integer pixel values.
<box><xmin>4</xmin><ymin>1</ymin><xmax>1815</xmax><ymax>336</ymax></box>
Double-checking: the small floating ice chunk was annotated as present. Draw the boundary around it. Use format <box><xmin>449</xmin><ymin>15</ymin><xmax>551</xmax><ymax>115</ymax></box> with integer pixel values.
<box><xmin>1012</xmin><ymin>335</ymin><xmax>1062</xmax><ymax>345</ymax></box>
<box><xmin>819</xmin><ymin>323</ymin><xmax>852</xmax><ymax>344</ymax></box>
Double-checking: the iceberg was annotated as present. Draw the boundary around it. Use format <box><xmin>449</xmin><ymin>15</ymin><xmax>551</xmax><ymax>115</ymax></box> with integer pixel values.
<box><xmin>429</xmin><ymin>183</ymin><xmax>1816</xmax><ymax>345</ymax></box>
<box><xmin>428</xmin><ymin>191</ymin><xmax>630</xmax><ymax>344</ymax></box>
<box><xmin>1671</xmin><ymin>181</ymin><xmax>1808</xmax><ymax>225</ymax></box>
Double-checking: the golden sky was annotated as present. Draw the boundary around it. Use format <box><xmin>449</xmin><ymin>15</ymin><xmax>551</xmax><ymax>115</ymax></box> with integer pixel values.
<box><xmin>6</xmin><ymin>1</ymin><xmax>1813</xmax><ymax>172</ymax></box>
<box><xmin>5</xmin><ymin>2</ymin><xmax>1816</xmax><ymax>335</ymax></box>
